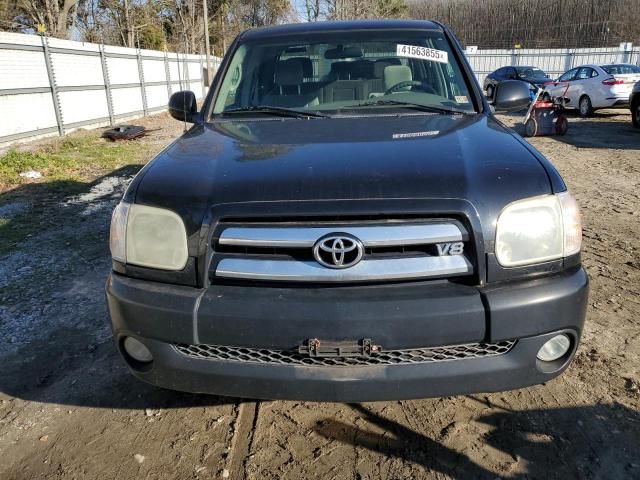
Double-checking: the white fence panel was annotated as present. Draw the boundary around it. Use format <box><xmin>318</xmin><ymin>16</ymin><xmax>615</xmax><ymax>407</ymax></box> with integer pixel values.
<box><xmin>111</xmin><ymin>87</ymin><xmax>144</xmax><ymax>116</ymax></box>
<box><xmin>0</xmin><ymin>50</ymin><xmax>49</xmax><ymax>89</ymax></box>
<box><xmin>106</xmin><ymin>57</ymin><xmax>140</xmax><ymax>85</ymax></box>
<box><xmin>52</xmin><ymin>53</ymin><xmax>104</xmax><ymax>87</ymax></box>
<box><xmin>146</xmin><ymin>85</ymin><xmax>169</xmax><ymax>110</ymax></box>
<box><xmin>0</xmin><ymin>92</ymin><xmax>57</xmax><ymax>137</ymax></box>
<box><xmin>59</xmin><ymin>90</ymin><xmax>109</xmax><ymax>125</ymax></box>
<box><xmin>168</xmin><ymin>59</ymin><xmax>182</xmax><ymax>86</ymax></box>
<box><xmin>0</xmin><ymin>31</ymin><xmax>41</xmax><ymax>46</ymax></box>
<box><xmin>142</xmin><ymin>59</ymin><xmax>166</xmax><ymax>82</ymax></box>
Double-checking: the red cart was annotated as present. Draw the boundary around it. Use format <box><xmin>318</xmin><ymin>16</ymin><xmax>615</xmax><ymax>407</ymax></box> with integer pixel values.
<box><xmin>523</xmin><ymin>83</ymin><xmax>569</xmax><ymax>137</ymax></box>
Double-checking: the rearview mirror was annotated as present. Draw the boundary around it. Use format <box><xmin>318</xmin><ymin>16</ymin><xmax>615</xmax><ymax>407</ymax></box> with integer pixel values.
<box><xmin>492</xmin><ymin>80</ymin><xmax>531</xmax><ymax>112</ymax></box>
<box><xmin>325</xmin><ymin>46</ymin><xmax>363</xmax><ymax>59</ymax></box>
<box><xmin>169</xmin><ymin>91</ymin><xmax>197</xmax><ymax>122</ymax></box>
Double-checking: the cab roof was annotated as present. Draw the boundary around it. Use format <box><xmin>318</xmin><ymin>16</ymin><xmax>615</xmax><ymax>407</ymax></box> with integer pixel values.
<box><xmin>240</xmin><ymin>20</ymin><xmax>443</xmax><ymax>41</ymax></box>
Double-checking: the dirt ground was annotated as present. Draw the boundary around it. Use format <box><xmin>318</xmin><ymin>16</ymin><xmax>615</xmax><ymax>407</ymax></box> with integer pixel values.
<box><xmin>0</xmin><ymin>110</ymin><xmax>639</xmax><ymax>480</ymax></box>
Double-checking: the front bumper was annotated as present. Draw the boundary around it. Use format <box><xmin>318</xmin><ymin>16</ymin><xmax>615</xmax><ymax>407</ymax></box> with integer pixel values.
<box><xmin>106</xmin><ymin>267</ymin><xmax>589</xmax><ymax>402</ymax></box>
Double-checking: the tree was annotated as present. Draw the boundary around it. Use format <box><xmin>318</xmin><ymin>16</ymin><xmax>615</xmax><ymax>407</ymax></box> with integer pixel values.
<box><xmin>304</xmin><ymin>0</ymin><xmax>322</xmax><ymax>22</ymax></box>
<box><xmin>74</xmin><ymin>0</ymin><xmax>168</xmax><ymax>49</ymax></box>
<box><xmin>307</xmin><ymin>0</ymin><xmax>407</xmax><ymax>21</ymax></box>
<box><xmin>13</xmin><ymin>0</ymin><xmax>79</xmax><ymax>37</ymax></box>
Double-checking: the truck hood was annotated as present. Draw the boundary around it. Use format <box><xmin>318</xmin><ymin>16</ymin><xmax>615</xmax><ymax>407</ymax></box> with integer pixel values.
<box><xmin>134</xmin><ymin>113</ymin><xmax>558</xmax><ymax>238</ymax></box>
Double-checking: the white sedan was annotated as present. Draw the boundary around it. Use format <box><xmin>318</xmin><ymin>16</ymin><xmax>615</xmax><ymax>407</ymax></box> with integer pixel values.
<box><xmin>543</xmin><ymin>63</ymin><xmax>640</xmax><ymax>117</ymax></box>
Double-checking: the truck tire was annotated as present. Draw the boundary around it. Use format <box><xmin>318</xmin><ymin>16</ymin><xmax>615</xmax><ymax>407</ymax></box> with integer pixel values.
<box><xmin>578</xmin><ymin>95</ymin><xmax>593</xmax><ymax>117</ymax></box>
<box><xmin>633</xmin><ymin>101</ymin><xmax>640</xmax><ymax>129</ymax></box>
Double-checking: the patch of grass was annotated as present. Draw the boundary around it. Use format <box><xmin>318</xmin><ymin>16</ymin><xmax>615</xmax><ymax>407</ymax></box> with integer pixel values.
<box><xmin>0</xmin><ymin>132</ymin><xmax>153</xmax><ymax>192</ymax></box>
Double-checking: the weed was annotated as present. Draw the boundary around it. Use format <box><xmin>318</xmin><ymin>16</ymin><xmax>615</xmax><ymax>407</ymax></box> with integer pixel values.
<box><xmin>0</xmin><ymin>132</ymin><xmax>152</xmax><ymax>192</ymax></box>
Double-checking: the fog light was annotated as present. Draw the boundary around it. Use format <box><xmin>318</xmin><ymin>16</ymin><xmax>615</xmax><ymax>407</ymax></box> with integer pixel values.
<box><xmin>123</xmin><ymin>337</ymin><xmax>153</xmax><ymax>363</ymax></box>
<box><xmin>537</xmin><ymin>334</ymin><xmax>571</xmax><ymax>362</ymax></box>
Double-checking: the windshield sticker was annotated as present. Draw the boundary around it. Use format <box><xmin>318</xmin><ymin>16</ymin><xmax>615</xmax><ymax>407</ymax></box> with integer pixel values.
<box><xmin>455</xmin><ymin>95</ymin><xmax>469</xmax><ymax>103</ymax></box>
<box><xmin>396</xmin><ymin>44</ymin><xmax>448</xmax><ymax>64</ymax></box>
<box><xmin>392</xmin><ymin>131</ymin><xmax>440</xmax><ymax>139</ymax></box>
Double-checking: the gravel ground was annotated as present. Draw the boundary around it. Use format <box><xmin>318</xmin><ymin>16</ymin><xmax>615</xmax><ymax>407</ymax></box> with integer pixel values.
<box><xmin>0</xmin><ymin>111</ymin><xmax>638</xmax><ymax>480</ymax></box>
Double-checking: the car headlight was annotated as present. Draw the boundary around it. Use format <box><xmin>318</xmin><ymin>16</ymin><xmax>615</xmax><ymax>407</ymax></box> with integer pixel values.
<box><xmin>495</xmin><ymin>192</ymin><xmax>581</xmax><ymax>267</ymax></box>
<box><xmin>109</xmin><ymin>202</ymin><xmax>188</xmax><ymax>270</ymax></box>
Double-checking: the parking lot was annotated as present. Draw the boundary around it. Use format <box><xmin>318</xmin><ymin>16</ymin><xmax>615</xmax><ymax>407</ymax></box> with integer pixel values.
<box><xmin>0</xmin><ymin>110</ymin><xmax>638</xmax><ymax>479</ymax></box>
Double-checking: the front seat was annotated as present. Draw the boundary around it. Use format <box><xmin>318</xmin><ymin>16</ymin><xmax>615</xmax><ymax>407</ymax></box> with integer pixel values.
<box><xmin>264</xmin><ymin>59</ymin><xmax>319</xmax><ymax>108</ymax></box>
<box><xmin>368</xmin><ymin>59</ymin><xmax>402</xmax><ymax>95</ymax></box>
<box><xmin>384</xmin><ymin>65</ymin><xmax>413</xmax><ymax>93</ymax></box>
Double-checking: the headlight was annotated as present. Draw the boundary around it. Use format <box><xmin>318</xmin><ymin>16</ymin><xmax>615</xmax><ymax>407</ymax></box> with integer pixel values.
<box><xmin>495</xmin><ymin>192</ymin><xmax>581</xmax><ymax>267</ymax></box>
<box><xmin>109</xmin><ymin>202</ymin><xmax>129</xmax><ymax>263</ymax></box>
<box><xmin>109</xmin><ymin>202</ymin><xmax>188</xmax><ymax>270</ymax></box>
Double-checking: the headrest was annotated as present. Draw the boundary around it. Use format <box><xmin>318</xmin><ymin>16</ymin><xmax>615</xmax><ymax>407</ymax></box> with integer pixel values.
<box><xmin>352</xmin><ymin>60</ymin><xmax>374</xmax><ymax>79</ymax></box>
<box><xmin>329</xmin><ymin>61</ymin><xmax>353</xmax><ymax>80</ymax></box>
<box><xmin>288</xmin><ymin>57</ymin><xmax>313</xmax><ymax>78</ymax></box>
<box><xmin>275</xmin><ymin>59</ymin><xmax>303</xmax><ymax>86</ymax></box>
<box><xmin>374</xmin><ymin>58</ymin><xmax>402</xmax><ymax>78</ymax></box>
<box><xmin>384</xmin><ymin>65</ymin><xmax>412</xmax><ymax>89</ymax></box>
<box><xmin>325</xmin><ymin>46</ymin><xmax>363</xmax><ymax>59</ymax></box>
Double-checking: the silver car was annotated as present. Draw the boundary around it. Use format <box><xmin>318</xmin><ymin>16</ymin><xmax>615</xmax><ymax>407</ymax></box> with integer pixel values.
<box><xmin>544</xmin><ymin>63</ymin><xmax>640</xmax><ymax>117</ymax></box>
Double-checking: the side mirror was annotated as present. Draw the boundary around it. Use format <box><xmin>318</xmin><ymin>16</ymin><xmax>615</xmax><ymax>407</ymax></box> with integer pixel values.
<box><xmin>493</xmin><ymin>80</ymin><xmax>531</xmax><ymax>112</ymax></box>
<box><xmin>169</xmin><ymin>91</ymin><xmax>197</xmax><ymax>122</ymax></box>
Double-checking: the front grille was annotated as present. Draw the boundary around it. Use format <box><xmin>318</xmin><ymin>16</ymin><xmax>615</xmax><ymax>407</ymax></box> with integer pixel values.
<box><xmin>173</xmin><ymin>341</ymin><xmax>515</xmax><ymax>367</ymax></box>
<box><xmin>210</xmin><ymin>218</ymin><xmax>474</xmax><ymax>283</ymax></box>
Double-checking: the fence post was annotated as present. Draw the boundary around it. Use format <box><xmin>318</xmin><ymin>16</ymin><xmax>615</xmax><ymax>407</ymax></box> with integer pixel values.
<box><xmin>176</xmin><ymin>52</ymin><xmax>183</xmax><ymax>91</ymax></box>
<box><xmin>164</xmin><ymin>52</ymin><xmax>172</xmax><ymax>99</ymax></box>
<box><xmin>100</xmin><ymin>45</ymin><xmax>115</xmax><ymax>126</ymax></box>
<box><xmin>622</xmin><ymin>44</ymin><xmax>632</xmax><ymax>64</ymax></box>
<box><xmin>41</xmin><ymin>35</ymin><xmax>64</xmax><ymax>137</ymax></box>
<box><xmin>137</xmin><ymin>49</ymin><xmax>148</xmax><ymax>116</ymax></box>
<box><xmin>200</xmin><ymin>54</ymin><xmax>206</xmax><ymax>99</ymax></box>
<box><xmin>562</xmin><ymin>49</ymin><xmax>571</xmax><ymax>72</ymax></box>
<box><xmin>184</xmin><ymin>54</ymin><xmax>190</xmax><ymax>90</ymax></box>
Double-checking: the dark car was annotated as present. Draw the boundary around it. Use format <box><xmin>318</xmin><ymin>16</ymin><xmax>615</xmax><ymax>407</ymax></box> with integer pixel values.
<box><xmin>106</xmin><ymin>20</ymin><xmax>588</xmax><ymax>402</ymax></box>
<box><xmin>631</xmin><ymin>80</ymin><xmax>640</xmax><ymax>128</ymax></box>
<box><xmin>483</xmin><ymin>65</ymin><xmax>550</xmax><ymax>98</ymax></box>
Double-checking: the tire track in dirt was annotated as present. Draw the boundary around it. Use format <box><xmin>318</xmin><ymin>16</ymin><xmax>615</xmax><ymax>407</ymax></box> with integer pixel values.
<box><xmin>225</xmin><ymin>401</ymin><xmax>260</xmax><ymax>479</ymax></box>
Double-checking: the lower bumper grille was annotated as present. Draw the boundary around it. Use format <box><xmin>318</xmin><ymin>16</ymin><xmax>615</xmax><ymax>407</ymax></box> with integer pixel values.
<box><xmin>173</xmin><ymin>341</ymin><xmax>516</xmax><ymax>367</ymax></box>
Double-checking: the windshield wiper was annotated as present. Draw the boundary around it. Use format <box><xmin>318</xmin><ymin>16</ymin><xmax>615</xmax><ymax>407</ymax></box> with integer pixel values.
<box><xmin>222</xmin><ymin>106</ymin><xmax>329</xmax><ymax>118</ymax></box>
<box><xmin>344</xmin><ymin>99</ymin><xmax>472</xmax><ymax>115</ymax></box>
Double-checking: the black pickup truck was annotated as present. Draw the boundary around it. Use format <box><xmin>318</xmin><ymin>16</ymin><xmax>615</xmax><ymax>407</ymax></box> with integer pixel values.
<box><xmin>106</xmin><ymin>20</ymin><xmax>589</xmax><ymax>402</ymax></box>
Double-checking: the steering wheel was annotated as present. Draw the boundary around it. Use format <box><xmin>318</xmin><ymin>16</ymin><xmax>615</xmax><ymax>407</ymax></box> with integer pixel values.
<box><xmin>385</xmin><ymin>81</ymin><xmax>436</xmax><ymax>95</ymax></box>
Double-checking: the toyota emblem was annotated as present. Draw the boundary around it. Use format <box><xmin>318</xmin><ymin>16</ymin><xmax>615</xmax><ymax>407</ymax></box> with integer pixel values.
<box><xmin>313</xmin><ymin>234</ymin><xmax>364</xmax><ymax>269</ymax></box>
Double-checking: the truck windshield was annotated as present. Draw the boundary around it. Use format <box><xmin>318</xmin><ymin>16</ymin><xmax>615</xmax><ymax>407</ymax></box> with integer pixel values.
<box><xmin>212</xmin><ymin>29</ymin><xmax>477</xmax><ymax>116</ymax></box>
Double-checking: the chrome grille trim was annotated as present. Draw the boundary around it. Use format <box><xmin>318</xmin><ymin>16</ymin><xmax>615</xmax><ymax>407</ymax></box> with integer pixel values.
<box><xmin>173</xmin><ymin>341</ymin><xmax>516</xmax><ymax>367</ymax></box>
<box><xmin>215</xmin><ymin>255</ymin><xmax>471</xmax><ymax>282</ymax></box>
<box><xmin>218</xmin><ymin>223</ymin><xmax>464</xmax><ymax>248</ymax></box>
